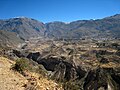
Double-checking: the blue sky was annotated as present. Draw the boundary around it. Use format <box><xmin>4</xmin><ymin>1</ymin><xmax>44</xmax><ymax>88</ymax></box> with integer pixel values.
<box><xmin>0</xmin><ymin>0</ymin><xmax>120</xmax><ymax>22</ymax></box>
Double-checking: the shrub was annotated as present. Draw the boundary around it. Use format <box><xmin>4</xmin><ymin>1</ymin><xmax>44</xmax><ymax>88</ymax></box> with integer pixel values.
<box><xmin>12</xmin><ymin>58</ymin><xmax>30</xmax><ymax>73</ymax></box>
<box><xmin>12</xmin><ymin>58</ymin><xmax>47</xmax><ymax>76</ymax></box>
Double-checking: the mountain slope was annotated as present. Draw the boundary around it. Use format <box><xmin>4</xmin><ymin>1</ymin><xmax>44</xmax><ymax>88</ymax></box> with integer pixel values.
<box><xmin>0</xmin><ymin>57</ymin><xmax>27</xmax><ymax>90</ymax></box>
<box><xmin>0</xmin><ymin>56</ymin><xmax>63</xmax><ymax>90</ymax></box>
<box><xmin>0</xmin><ymin>30</ymin><xmax>23</xmax><ymax>47</ymax></box>
<box><xmin>0</xmin><ymin>14</ymin><xmax>120</xmax><ymax>41</ymax></box>
<box><xmin>0</xmin><ymin>17</ymin><xmax>46</xmax><ymax>40</ymax></box>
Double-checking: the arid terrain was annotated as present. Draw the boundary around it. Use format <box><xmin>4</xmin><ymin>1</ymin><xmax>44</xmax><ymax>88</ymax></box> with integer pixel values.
<box><xmin>0</xmin><ymin>37</ymin><xmax>120</xmax><ymax>90</ymax></box>
<box><xmin>0</xmin><ymin>14</ymin><xmax>120</xmax><ymax>90</ymax></box>
<box><xmin>0</xmin><ymin>56</ymin><xmax>63</xmax><ymax>90</ymax></box>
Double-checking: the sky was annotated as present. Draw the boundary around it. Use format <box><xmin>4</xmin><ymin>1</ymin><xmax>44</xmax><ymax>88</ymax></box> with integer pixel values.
<box><xmin>0</xmin><ymin>0</ymin><xmax>120</xmax><ymax>23</ymax></box>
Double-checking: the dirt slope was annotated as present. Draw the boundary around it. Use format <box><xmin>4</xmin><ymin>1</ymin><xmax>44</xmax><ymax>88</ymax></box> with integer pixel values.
<box><xmin>0</xmin><ymin>57</ymin><xmax>63</xmax><ymax>90</ymax></box>
<box><xmin>0</xmin><ymin>57</ymin><xmax>27</xmax><ymax>90</ymax></box>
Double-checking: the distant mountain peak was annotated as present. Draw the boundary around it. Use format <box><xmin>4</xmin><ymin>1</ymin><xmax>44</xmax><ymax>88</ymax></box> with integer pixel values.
<box><xmin>112</xmin><ymin>14</ymin><xmax>120</xmax><ymax>18</ymax></box>
<box><xmin>104</xmin><ymin>14</ymin><xmax>120</xmax><ymax>19</ymax></box>
<box><xmin>7</xmin><ymin>16</ymin><xmax>36</xmax><ymax>21</ymax></box>
<box><xmin>113</xmin><ymin>14</ymin><xmax>120</xmax><ymax>16</ymax></box>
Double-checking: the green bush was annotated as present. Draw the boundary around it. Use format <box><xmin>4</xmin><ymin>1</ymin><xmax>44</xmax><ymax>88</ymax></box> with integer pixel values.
<box><xmin>12</xmin><ymin>58</ymin><xmax>47</xmax><ymax>76</ymax></box>
<box><xmin>12</xmin><ymin>58</ymin><xmax>30</xmax><ymax>73</ymax></box>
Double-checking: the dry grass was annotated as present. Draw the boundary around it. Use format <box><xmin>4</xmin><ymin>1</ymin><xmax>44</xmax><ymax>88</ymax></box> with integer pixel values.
<box><xmin>0</xmin><ymin>57</ymin><xmax>27</xmax><ymax>90</ymax></box>
<box><xmin>0</xmin><ymin>56</ymin><xmax>63</xmax><ymax>90</ymax></box>
<box><xmin>100</xmin><ymin>62</ymin><xmax>120</xmax><ymax>68</ymax></box>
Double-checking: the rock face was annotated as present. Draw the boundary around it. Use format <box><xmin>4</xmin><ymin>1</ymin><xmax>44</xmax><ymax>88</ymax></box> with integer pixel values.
<box><xmin>83</xmin><ymin>68</ymin><xmax>120</xmax><ymax>90</ymax></box>
<box><xmin>27</xmin><ymin>52</ymin><xmax>41</xmax><ymax>61</ymax></box>
<box><xmin>35</xmin><ymin>56</ymin><xmax>86</xmax><ymax>81</ymax></box>
<box><xmin>11</xmin><ymin>50</ymin><xmax>86</xmax><ymax>81</ymax></box>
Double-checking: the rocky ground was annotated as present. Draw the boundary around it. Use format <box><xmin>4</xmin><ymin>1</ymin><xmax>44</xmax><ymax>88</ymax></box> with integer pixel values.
<box><xmin>0</xmin><ymin>56</ymin><xmax>63</xmax><ymax>90</ymax></box>
<box><xmin>0</xmin><ymin>57</ymin><xmax>26</xmax><ymax>90</ymax></box>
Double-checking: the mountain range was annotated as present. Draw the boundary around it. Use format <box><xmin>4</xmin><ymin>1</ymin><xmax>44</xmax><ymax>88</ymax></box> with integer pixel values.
<box><xmin>45</xmin><ymin>14</ymin><xmax>120</xmax><ymax>39</ymax></box>
<box><xmin>0</xmin><ymin>14</ymin><xmax>120</xmax><ymax>46</ymax></box>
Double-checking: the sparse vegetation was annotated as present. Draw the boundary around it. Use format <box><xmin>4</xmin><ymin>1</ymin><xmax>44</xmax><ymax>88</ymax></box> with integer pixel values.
<box><xmin>12</xmin><ymin>58</ymin><xmax>30</xmax><ymax>73</ymax></box>
<box><xmin>63</xmin><ymin>80</ymin><xmax>80</xmax><ymax>90</ymax></box>
<box><xmin>12</xmin><ymin>58</ymin><xmax>47</xmax><ymax>76</ymax></box>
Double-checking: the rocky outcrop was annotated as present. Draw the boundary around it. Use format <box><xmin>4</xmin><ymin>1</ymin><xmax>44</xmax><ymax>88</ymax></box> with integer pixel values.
<box><xmin>37</xmin><ymin>56</ymin><xmax>85</xmax><ymax>81</ymax></box>
<box><xmin>27</xmin><ymin>52</ymin><xmax>41</xmax><ymax>61</ymax></box>
<box><xmin>12</xmin><ymin>50</ymin><xmax>29</xmax><ymax>58</ymax></box>
<box><xmin>83</xmin><ymin>67</ymin><xmax>120</xmax><ymax>90</ymax></box>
